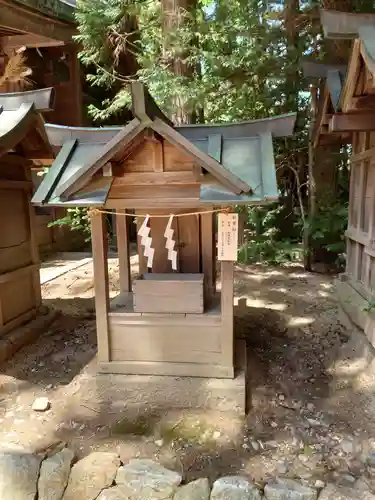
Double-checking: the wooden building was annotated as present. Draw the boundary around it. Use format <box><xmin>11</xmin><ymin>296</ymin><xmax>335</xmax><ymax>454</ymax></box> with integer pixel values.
<box><xmin>0</xmin><ymin>0</ymin><xmax>81</xmax><ymax>126</ymax></box>
<box><xmin>311</xmin><ymin>10</ymin><xmax>375</xmax><ymax>345</ymax></box>
<box><xmin>33</xmin><ymin>82</ymin><xmax>296</xmax><ymax>378</ymax></box>
<box><xmin>0</xmin><ymin>0</ymin><xmax>85</xmax><ymax>253</ymax></box>
<box><xmin>0</xmin><ymin>87</ymin><xmax>54</xmax><ymax>336</ymax></box>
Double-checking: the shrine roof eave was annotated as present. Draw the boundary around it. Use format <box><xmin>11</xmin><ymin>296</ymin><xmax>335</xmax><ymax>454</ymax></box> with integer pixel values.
<box><xmin>176</xmin><ymin>112</ymin><xmax>296</xmax><ymax>141</ymax></box>
<box><xmin>0</xmin><ymin>88</ymin><xmax>55</xmax><ymax>112</ymax></box>
<box><xmin>0</xmin><ymin>88</ymin><xmax>54</xmax><ymax>159</ymax></box>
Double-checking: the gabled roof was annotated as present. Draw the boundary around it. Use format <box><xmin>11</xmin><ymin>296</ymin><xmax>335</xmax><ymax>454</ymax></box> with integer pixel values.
<box><xmin>32</xmin><ymin>82</ymin><xmax>296</xmax><ymax>207</ymax></box>
<box><xmin>0</xmin><ymin>88</ymin><xmax>54</xmax><ymax>159</ymax></box>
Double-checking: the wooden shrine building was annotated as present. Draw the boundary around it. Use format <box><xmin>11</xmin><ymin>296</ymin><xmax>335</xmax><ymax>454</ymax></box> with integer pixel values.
<box><xmin>0</xmin><ymin>0</ymin><xmax>81</xmax><ymax>126</ymax></box>
<box><xmin>311</xmin><ymin>10</ymin><xmax>375</xmax><ymax>346</ymax></box>
<box><xmin>0</xmin><ymin>87</ymin><xmax>54</xmax><ymax>336</ymax></box>
<box><xmin>33</xmin><ymin>83</ymin><xmax>296</xmax><ymax>378</ymax></box>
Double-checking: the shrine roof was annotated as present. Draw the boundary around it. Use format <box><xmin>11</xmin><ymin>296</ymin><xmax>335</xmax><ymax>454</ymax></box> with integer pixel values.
<box><xmin>13</xmin><ymin>0</ymin><xmax>75</xmax><ymax>23</ymax></box>
<box><xmin>32</xmin><ymin>83</ymin><xmax>296</xmax><ymax>208</ymax></box>
<box><xmin>0</xmin><ymin>88</ymin><xmax>54</xmax><ymax>159</ymax></box>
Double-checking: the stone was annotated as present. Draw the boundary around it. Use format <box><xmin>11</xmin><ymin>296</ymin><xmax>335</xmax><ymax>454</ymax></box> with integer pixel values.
<box><xmin>32</xmin><ymin>397</ymin><xmax>51</xmax><ymax>412</ymax></box>
<box><xmin>341</xmin><ymin>440</ymin><xmax>354</xmax><ymax>454</ymax></box>
<box><xmin>116</xmin><ymin>459</ymin><xmax>181</xmax><ymax>499</ymax></box>
<box><xmin>38</xmin><ymin>448</ymin><xmax>74</xmax><ymax>500</ymax></box>
<box><xmin>264</xmin><ymin>478</ymin><xmax>317</xmax><ymax>500</ymax></box>
<box><xmin>62</xmin><ymin>452</ymin><xmax>120</xmax><ymax>500</ymax></box>
<box><xmin>306</xmin><ymin>419</ymin><xmax>320</xmax><ymax>428</ymax></box>
<box><xmin>314</xmin><ymin>480</ymin><xmax>325</xmax><ymax>489</ymax></box>
<box><xmin>319</xmin><ymin>483</ymin><xmax>375</xmax><ymax>500</ymax></box>
<box><xmin>0</xmin><ymin>449</ymin><xmax>42</xmax><ymax>500</ymax></box>
<box><xmin>210</xmin><ymin>476</ymin><xmax>261</xmax><ymax>500</ymax></box>
<box><xmin>367</xmin><ymin>452</ymin><xmax>375</xmax><ymax>467</ymax></box>
<box><xmin>97</xmin><ymin>487</ymin><xmax>129</xmax><ymax>500</ymax></box>
<box><xmin>174</xmin><ymin>478</ymin><xmax>210</xmax><ymax>500</ymax></box>
<box><xmin>251</xmin><ymin>441</ymin><xmax>260</xmax><ymax>451</ymax></box>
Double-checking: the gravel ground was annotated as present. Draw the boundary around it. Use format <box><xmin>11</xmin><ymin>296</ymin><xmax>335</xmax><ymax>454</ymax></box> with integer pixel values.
<box><xmin>1</xmin><ymin>256</ymin><xmax>375</xmax><ymax>489</ymax></box>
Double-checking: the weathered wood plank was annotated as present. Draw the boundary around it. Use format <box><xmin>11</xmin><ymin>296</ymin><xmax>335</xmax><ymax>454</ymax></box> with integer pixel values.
<box><xmin>109</xmin><ymin>322</ymin><xmax>220</xmax><ymax>363</ymax></box>
<box><xmin>201</xmin><ymin>211</ymin><xmax>215</xmax><ymax>304</ymax></box>
<box><xmin>341</xmin><ymin>40</ymin><xmax>362</xmax><ymax>113</ymax></box>
<box><xmin>0</xmin><ymin>180</ymin><xmax>33</xmax><ymax>190</ymax></box>
<box><xmin>98</xmin><ymin>360</ymin><xmax>234</xmax><ymax>378</ymax></box>
<box><xmin>114</xmin><ymin>171</ymin><xmax>197</xmax><ymax>185</ymax></box>
<box><xmin>152</xmin><ymin>138</ymin><xmax>164</xmax><ymax>172</ymax></box>
<box><xmin>108</xmin><ymin>183</ymin><xmax>200</xmax><ymax>201</ymax></box>
<box><xmin>115</xmin><ymin>211</ymin><xmax>131</xmax><ymax>293</ymax></box>
<box><xmin>0</xmin><ymin>34</ymin><xmax>64</xmax><ymax>51</ymax></box>
<box><xmin>0</xmin><ymin>264</ymin><xmax>38</xmax><ymax>284</ymax></box>
<box><xmin>177</xmin><ymin>214</ymin><xmax>201</xmax><ymax>273</ymax></box>
<box><xmin>220</xmin><ymin>261</ymin><xmax>234</xmax><ymax>370</ymax></box>
<box><xmin>91</xmin><ymin>212</ymin><xmax>110</xmax><ymax>362</ymax></box>
<box><xmin>133</xmin><ymin>273</ymin><xmax>204</xmax><ymax>314</ymax></box>
<box><xmin>329</xmin><ymin>112</ymin><xmax>375</xmax><ymax>133</ymax></box>
<box><xmin>25</xmin><ymin>167</ymin><xmax>41</xmax><ymax>308</ymax></box>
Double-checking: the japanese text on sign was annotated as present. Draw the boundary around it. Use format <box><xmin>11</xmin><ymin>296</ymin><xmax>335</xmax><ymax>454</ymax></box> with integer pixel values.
<box><xmin>218</xmin><ymin>213</ymin><xmax>238</xmax><ymax>261</ymax></box>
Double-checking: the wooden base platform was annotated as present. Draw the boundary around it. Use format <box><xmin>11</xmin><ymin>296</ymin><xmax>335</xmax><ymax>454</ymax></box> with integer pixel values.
<box><xmin>98</xmin><ymin>292</ymin><xmax>234</xmax><ymax>378</ymax></box>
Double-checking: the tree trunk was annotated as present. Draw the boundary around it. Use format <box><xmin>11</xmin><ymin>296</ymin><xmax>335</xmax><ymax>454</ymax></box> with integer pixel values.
<box><xmin>284</xmin><ymin>0</ymin><xmax>300</xmax><ymax>114</ymax></box>
<box><xmin>161</xmin><ymin>0</ymin><xmax>197</xmax><ymax>124</ymax></box>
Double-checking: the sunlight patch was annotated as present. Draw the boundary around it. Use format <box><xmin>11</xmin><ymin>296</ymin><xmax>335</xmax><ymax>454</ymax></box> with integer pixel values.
<box><xmin>237</xmin><ymin>297</ymin><xmax>287</xmax><ymax>311</ymax></box>
<box><xmin>287</xmin><ymin>316</ymin><xmax>314</xmax><ymax>327</ymax></box>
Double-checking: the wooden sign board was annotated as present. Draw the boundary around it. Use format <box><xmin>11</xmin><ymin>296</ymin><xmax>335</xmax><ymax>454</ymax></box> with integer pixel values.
<box><xmin>218</xmin><ymin>213</ymin><xmax>239</xmax><ymax>261</ymax></box>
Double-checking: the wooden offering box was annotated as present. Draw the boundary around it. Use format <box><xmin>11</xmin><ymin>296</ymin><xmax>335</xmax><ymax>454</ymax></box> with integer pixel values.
<box><xmin>133</xmin><ymin>273</ymin><xmax>204</xmax><ymax>314</ymax></box>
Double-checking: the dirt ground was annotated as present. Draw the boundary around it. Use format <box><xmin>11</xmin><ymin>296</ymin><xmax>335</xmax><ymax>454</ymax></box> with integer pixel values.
<box><xmin>1</xmin><ymin>253</ymin><xmax>375</xmax><ymax>488</ymax></box>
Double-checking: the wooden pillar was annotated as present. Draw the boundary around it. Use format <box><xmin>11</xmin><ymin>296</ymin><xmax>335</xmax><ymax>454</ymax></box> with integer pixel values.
<box><xmin>91</xmin><ymin>212</ymin><xmax>110</xmax><ymax>362</ymax></box>
<box><xmin>116</xmin><ymin>211</ymin><xmax>131</xmax><ymax>292</ymax></box>
<box><xmin>24</xmin><ymin>164</ymin><xmax>42</xmax><ymax>308</ymax></box>
<box><xmin>201</xmin><ymin>211</ymin><xmax>215</xmax><ymax>305</ymax></box>
<box><xmin>220</xmin><ymin>260</ymin><xmax>234</xmax><ymax>370</ymax></box>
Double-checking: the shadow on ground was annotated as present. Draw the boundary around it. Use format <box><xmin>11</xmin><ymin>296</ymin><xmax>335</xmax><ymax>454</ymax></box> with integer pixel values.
<box><xmin>1</xmin><ymin>262</ymin><xmax>375</xmax><ymax>485</ymax></box>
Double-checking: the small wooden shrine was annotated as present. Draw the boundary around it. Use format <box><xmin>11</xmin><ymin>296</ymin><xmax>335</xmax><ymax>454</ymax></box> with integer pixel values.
<box><xmin>310</xmin><ymin>10</ymin><xmax>375</xmax><ymax>346</ymax></box>
<box><xmin>0</xmin><ymin>87</ymin><xmax>54</xmax><ymax>336</ymax></box>
<box><xmin>33</xmin><ymin>83</ymin><xmax>296</xmax><ymax>378</ymax></box>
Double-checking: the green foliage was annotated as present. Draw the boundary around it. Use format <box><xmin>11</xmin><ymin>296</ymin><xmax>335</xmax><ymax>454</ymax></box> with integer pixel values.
<box><xmin>75</xmin><ymin>0</ymin><xmax>310</xmax><ymax>123</ymax></box>
<box><xmin>48</xmin><ymin>208</ymin><xmax>92</xmax><ymax>242</ymax></box>
<box><xmin>237</xmin><ymin>203</ymin><xmax>303</xmax><ymax>265</ymax></box>
<box><xmin>309</xmin><ymin>198</ymin><xmax>348</xmax><ymax>259</ymax></box>
<box><xmin>72</xmin><ymin>0</ymin><xmax>354</xmax><ymax>261</ymax></box>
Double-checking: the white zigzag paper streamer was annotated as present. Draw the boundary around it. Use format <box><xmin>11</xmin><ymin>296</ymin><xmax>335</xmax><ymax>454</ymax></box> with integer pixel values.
<box><xmin>164</xmin><ymin>215</ymin><xmax>177</xmax><ymax>270</ymax></box>
<box><xmin>137</xmin><ymin>215</ymin><xmax>154</xmax><ymax>269</ymax></box>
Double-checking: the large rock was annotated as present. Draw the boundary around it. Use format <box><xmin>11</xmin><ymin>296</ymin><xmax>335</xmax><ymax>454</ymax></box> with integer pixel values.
<box><xmin>62</xmin><ymin>452</ymin><xmax>120</xmax><ymax>500</ymax></box>
<box><xmin>97</xmin><ymin>486</ymin><xmax>130</xmax><ymax>500</ymax></box>
<box><xmin>174</xmin><ymin>478</ymin><xmax>210</xmax><ymax>500</ymax></box>
<box><xmin>38</xmin><ymin>448</ymin><xmax>74</xmax><ymax>500</ymax></box>
<box><xmin>210</xmin><ymin>476</ymin><xmax>261</xmax><ymax>500</ymax></box>
<box><xmin>264</xmin><ymin>478</ymin><xmax>317</xmax><ymax>500</ymax></box>
<box><xmin>319</xmin><ymin>483</ymin><xmax>375</xmax><ymax>500</ymax></box>
<box><xmin>0</xmin><ymin>450</ymin><xmax>42</xmax><ymax>500</ymax></box>
<box><xmin>116</xmin><ymin>459</ymin><xmax>182</xmax><ymax>499</ymax></box>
